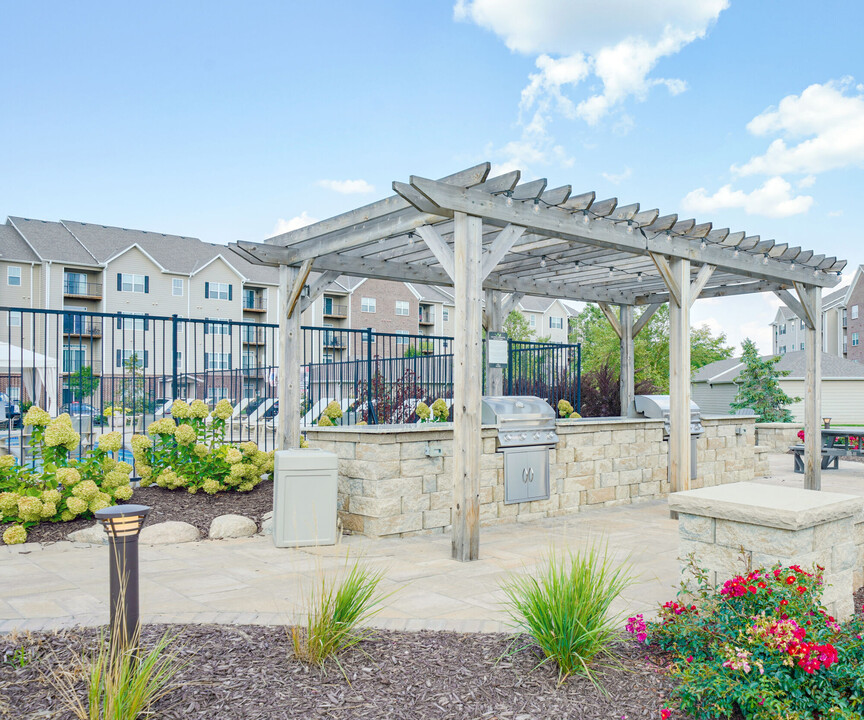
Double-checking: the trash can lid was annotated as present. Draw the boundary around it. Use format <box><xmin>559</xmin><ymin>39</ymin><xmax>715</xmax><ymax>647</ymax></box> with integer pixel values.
<box><xmin>275</xmin><ymin>448</ymin><xmax>338</xmax><ymax>471</ymax></box>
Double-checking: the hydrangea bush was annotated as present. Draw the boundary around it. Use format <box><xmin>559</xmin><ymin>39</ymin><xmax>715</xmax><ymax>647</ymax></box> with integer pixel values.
<box><xmin>133</xmin><ymin>399</ymin><xmax>274</xmax><ymax>495</ymax></box>
<box><xmin>626</xmin><ymin>558</ymin><xmax>864</xmax><ymax>719</ymax></box>
<box><xmin>0</xmin><ymin>408</ymin><xmax>134</xmax><ymax>545</ymax></box>
<box><xmin>414</xmin><ymin>398</ymin><xmax>450</xmax><ymax>423</ymax></box>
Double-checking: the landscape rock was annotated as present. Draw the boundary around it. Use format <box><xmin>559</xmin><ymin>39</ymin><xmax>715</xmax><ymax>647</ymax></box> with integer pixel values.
<box><xmin>209</xmin><ymin>514</ymin><xmax>257</xmax><ymax>539</ymax></box>
<box><xmin>139</xmin><ymin>521</ymin><xmax>201</xmax><ymax>545</ymax></box>
<box><xmin>66</xmin><ymin>523</ymin><xmax>108</xmax><ymax>545</ymax></box>
<box><xmin>261</xmin><ymin>511</ymin><xmax>273</xmax><ymax>536</ymax></box>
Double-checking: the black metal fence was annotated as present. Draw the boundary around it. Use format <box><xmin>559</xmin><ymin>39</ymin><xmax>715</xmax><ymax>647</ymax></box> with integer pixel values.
<box><xmin>1</xmin><ymin>307</ymin><xmax>580</xmax><ymax>458</ymax></box>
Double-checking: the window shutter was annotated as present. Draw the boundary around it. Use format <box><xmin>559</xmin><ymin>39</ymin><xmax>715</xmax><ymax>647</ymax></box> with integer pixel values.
<box><xmin>143</xmin><ymin>351</ymin><xmax>149</xmax><ymax>369</ymax></box>
<box><xmin>144</xmin><ymin>276</ymin><xmax>149</xmax><ymax>294</ymax></box>
<box><xmin>116</xmin><ymin>273</ymin><xmax>122</xmax><ymax>291</ymax></box>
<box><xmin>144</xmin><ymin>315</ymin><xmax>149</xmax><ymax>331</ymax></box>
<box><xmin>205</xmin><ymin>282</ymin><xmax>210</xmax><ymax>299</ymax></box>
<box><xmin>116</xmin><ymin>349</ymin><xmax>122</xmax><ymax>367</ymax></box>
<box><xmin>228</xmin><ymin>284</ymin><xmax>233</xmax><ymax>301</ymax></box>
<box><xmin>116</xmin><ymin>317</ymin><xmax>121</xmax><ymax>330</ymax></box>
<box><xmin>228</xmin><ymin>353</ymin><xmax>232</xmax><ymax>368</ymax></box>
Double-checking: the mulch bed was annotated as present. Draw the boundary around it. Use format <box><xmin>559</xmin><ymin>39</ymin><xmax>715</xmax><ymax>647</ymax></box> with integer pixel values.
<box><xmin>0</xmin><ymin>626</ymin><xmax>676</xmax><ymax>720</ymax></box>
<box><xmin>1</xmin><ymin>481</ymin><xmax>274</xmax><ymax>545</ymax></box>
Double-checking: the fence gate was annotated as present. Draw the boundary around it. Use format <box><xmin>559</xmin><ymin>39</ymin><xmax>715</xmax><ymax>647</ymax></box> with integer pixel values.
<box><xmin>507</xmin><ymin>340</ymin><xmax>581</xmax><ymax>415</ymax></box>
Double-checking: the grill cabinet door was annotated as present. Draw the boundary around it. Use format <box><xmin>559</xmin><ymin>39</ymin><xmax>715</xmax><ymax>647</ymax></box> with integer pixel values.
<box><xmin>503</xmin><ymin>447</ymin><xmax>550</xmax><ymax>504</ymax></box>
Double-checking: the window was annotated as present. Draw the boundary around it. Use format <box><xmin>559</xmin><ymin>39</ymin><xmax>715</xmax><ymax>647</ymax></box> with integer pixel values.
<box><xmin>207</xmin><ymin>388</ymin><xmax>228</xmax><ymax>402</ymax></box>
<box><xmin>241</xmin><ymin>325</ymin><xmax>259</xmax><ymax>343</ymax></box>
<box><xmin>549</xmin><ymin>316</ymin><xmax>563</xmax><ymax>329</ymax></box>
<box><xmin>205</xmin><ymin>352</ymin><xmax>231</xmax><ymax>370</ymax></box>
<box><xmin>174</xmin><ymin>351</ymin><xmax>182</xmax><ymax>366</ymax></box>
<box><xmin>853</xmin><ymin>333</ymin><xmax>860</xmax><ymax>347</ymax></box>
<box><xmin>395</xmin><ymin>331</ymin><xmax>409</xmax><ymax>345</ymax></box>
<box><xmin>7</xmin><ymin>387</ymin><xmax>19</xmax><ymax>402</ymax></box>
<box><xmin>8</xmin><ymin>311</ymin><xmax>21</xmax><ymax>327</ymax></box>
<box><xmin>323</xmin><ymin>353</ymin><xmax>334</xmax><ymax>363</ymax></box>
<box><xmin>64</xmin><ymin>271</ymin><xmax>88</xmax><ymax>295</ymax></box>
<box><xmin>6</xmin><ymin>266</ymin><xmax>21</xmax><ymax>286</ymax></box>
<box><xmin>116</xmin><ymin>315</ymin><xmax>149</xmax><ymax>331</ymax></box>
<box><xmin>205</xmin><ymin>282</ymin><xmax>232</xmax><ymax>300</ymax></box>
<box><xmin>242</xmin><ymin>351</ymin><xmax>257</xmax><ymax>369</ymax></box>
<box><xmin>800</xmin><ymin>320</ymin><xmax>805</xmax><ymax>330</ymax></box>
<box><xmin>800</xmin><ymin>343</ymin><xmax>805</xmax><ymax>350</ymax></box>
<box><xmin>395</xmin><ymin>300</ymin><xmax>409</xmax><ymax>316</ymax></box>
<box><xmin>529</xmin><ymin>314</ymin><xmax>536</xmax><ymax>327</ymax></box>
<box><xmin>442</xmin><ymin>309</ymin><xmax>449</xmax><ymax>322</ymax></box>
<box><xmin>779</xmin><ymin>325</ymin><xmax>786</xmax><ymax>335</ymax></box>
<box><xmin>63</xmin><ymin>347</ymin><xmax>87</xmax><ymax>373</ymax></box>
<box><xmin>779</xmin><ymin>346</ymin><xmax>786</xmax><ymax>354</ymax></box>
<box><xmin>117</xmin><ymin>273</ymin><xmax>148</xmax><ymax>293</ymax></box>
<box><xmin>172</xmin><ymin>278</ymin><xmax>184</xmax><ymax>297</ymax></box>
<box><xmin>243</xmin><ymin>382</ymin><xmax>257</xmax><ymax>399</ymax></box>
<box><xmin>205</xmin><ymin>318</ymin><xmax>231</xmax><ymax>335</ymax></box>
<box><xmin>115</xmin><ymin>349</ymin><xmax>149</xmax><ymax>369</ymax></box>
<box><xmin>361</xmin><ymin>297</ymin><xmax>376</xmax><ymax>313</ymax></box>
<box><xmin>853</xmin><ymin>305</ymin><xmax>860</xmax><ymax>320</ymax></box>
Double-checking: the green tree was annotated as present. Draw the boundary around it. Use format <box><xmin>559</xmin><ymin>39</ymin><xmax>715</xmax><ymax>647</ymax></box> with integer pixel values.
<box><xmin>66</xmin><ymin>365</ymin><xmax>100</xmax><ymax>401</ymax></box>
<box><xmin>731</xmin><ymin>338</ymin><xmax>800</xmax><ymax>422</ymax></box>
<box><xmin>568</xmin><ymin>304</ymin><xmax>734</xmax><ymax>391</ymax></box>
<box><xmin>503</xmin><ymin>310</ymin><xmax>535</xmax><ymax>341</ymax></box>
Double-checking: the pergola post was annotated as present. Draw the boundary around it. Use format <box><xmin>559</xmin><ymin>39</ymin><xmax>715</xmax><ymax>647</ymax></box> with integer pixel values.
<box><xmin>619</xmin><ymin>305</ymin><xmax>634</xmax><ymax>415</ymax></box>
<box><xmin>666</xmin><ymin>257</ymin><xmax>692</xmax><ymax>499</ymax></box>
<box><xmin>277</xmin><ymin>264</ymin><xmax>307</xmax><ymax>450</ymax></box>
<box><xmin>798</xmin><ymin>284</ymin><xmax>823</xmax><ymax>490</ymax></box>
<box><xmin>452</xmin><ymin>211</ymin><xmax>483</xmax><ymax>561</ymax></box>
<box><xmin>485</xmin><ymin>288</ymin><xmax>504</xmax><ymax>395</ymax></box>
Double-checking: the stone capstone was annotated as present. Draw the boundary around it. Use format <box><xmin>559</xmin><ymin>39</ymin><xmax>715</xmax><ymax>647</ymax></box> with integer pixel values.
<box><xmin>139</xmin><ymin>521</ymin><xmax>201</xmax><ymax>545</ymax></box>
<box><xmin>209</xmin><ymin>514</ymin><xmax>258</xmax><ymax>539</ymax></box>
<box><xmin>67</xmin><ymin>523</ymin><xmax>107</xmax><ymax>545</ymax></box>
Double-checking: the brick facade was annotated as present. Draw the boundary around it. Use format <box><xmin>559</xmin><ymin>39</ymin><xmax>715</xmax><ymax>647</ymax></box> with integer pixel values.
<box><xmin>846</xmin><ymin>277</ymin><xmax>864</xmax><ymax>363</ymax></box>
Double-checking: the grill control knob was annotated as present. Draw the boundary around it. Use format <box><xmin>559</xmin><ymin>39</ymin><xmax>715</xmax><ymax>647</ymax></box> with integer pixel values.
<box><xmin>520</xmin><ymin>432</ymin><xmax>527</xmax><ymax>441</ymax></box>
<box><xmin>533</xmin><ymin>432</ymin><xmax>540</xmax><ymax>441</ymax></box>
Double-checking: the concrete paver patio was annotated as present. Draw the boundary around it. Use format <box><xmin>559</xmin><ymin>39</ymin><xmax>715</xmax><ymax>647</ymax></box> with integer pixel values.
<box><xmin>3</xmin><ymin>452</ymin><xmax>862</xmax><ymax>634</ymax></box>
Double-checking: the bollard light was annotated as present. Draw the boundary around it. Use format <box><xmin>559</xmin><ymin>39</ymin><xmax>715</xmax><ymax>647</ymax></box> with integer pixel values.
<box><xmin>95</xmin><ymin>504</ymin><xmax>150</xmax><ymax>649</ymax></box>
<box><xmin>823</xmin><ymin>417</ymin><xmax>832</xmax><ymax>429</ymax></box>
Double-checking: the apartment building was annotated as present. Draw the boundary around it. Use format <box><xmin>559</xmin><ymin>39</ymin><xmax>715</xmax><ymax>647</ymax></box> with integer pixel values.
<box><xmin>513</xmin><ymin>297</ymin><xmax>576</xmax><ymax>344</ymax></box>
<box><xmin>771</xmin><ymin>265</ymin><xmax>864</xmax><ymax>363</ymax></box>
<box><xmin>1</xmin><ymin>216</ymin><xmax>279</xmax><ymax>404</ymax></box>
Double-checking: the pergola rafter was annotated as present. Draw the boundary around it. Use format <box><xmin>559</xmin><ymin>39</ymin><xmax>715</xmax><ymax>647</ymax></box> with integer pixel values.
<box><xmin>230</xmin><ymin>161</ymin><xmax>845</xmax><ymax>561</ymax></box>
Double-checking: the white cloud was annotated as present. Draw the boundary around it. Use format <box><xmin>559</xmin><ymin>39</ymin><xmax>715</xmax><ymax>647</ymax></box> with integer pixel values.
<box><xmin>735</xmin><ymin>79</ymin><xmax>864</xmax><ymax>176</ymax></box>
<box><xmin>602</xmin><ymin>167</ymin><xmax>632</xmax><ymax>184</ymax></box>
<box><xmin>797</xmin><ymin>174</ymin><xmax>816</xmax><ymax>188</ymax></box>
<box><xmin>457</xmin><ymin>0</ymin><xmax>727</xmax><ymax>125</ymax></box>
<box><xmin>316</xmin><ymin>179</ymin><xmax>375</xmax><ymax>194</ymax></box>
<box><xmin>272</xmin><ymin>211</ymin><xmax>317</xmax><ymax>236</ymax></box>
<box><xmin>828</xmin><ymin>210</ymin><xmax>844</xmax><ymax>217</ymax></box>
<box><xmin>681</xmin><ymin>177</ymin><xmax>813</xmax><ymax>218</ymax></box>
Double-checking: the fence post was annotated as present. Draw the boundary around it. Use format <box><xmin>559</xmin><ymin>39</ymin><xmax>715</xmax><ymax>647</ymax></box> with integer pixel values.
<box><xmin>171</xmin><ymin>315</ymin><xmax>179</xmax><ymax>401</ymax></box>
<box><xmin>366</xmin><ymin>327</ymin><xmax>377</xmax><ymax>424</ymax></box>
<box><xmin>576</xmin><ymin>343</ymin><xmax>582</xmax><ymax>415</ymax></box>
<box><xmin>506</xmin><ymin>339</ymin><xmax>513</xmax><ymax>396</ymax></box>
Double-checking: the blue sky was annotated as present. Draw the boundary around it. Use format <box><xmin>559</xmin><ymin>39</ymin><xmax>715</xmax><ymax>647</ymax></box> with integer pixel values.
<box><xmin>2</xmin><ymin>1</ymin><xmax>862</xmax><ymax>352</ymax></box>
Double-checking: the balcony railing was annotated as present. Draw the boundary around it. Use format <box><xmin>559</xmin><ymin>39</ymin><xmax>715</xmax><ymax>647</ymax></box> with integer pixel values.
<box><xmin>419</xmin><ymin>309</ymin><xmax>435</xmax><ymax>325</ymax></box>
<box><xmin>241</xmin><ymin>328</ymin><xmax>267</xmax><ymax>345</ymax></box>
<box><xmin>63</xmin><ymin>280</ymin><xmax>102</xmax><ymax>298</ymax></box>
<box><xmin>63</xmin><ymin>319</ymin><xmax>103</xmax><ymax>337</ymax></box>
<box><xmin>323</xmin><ymin>331</ymin><xmax>345</xmax><ymax>349</ymax></box>
<box><xmin>323</xmin><ymin>303</ymin><xmax>348</xmax><ymax>318</ymax></box>
<box><xmin>243</xmin><ymin>296</ymin><xmax>267</xmax><ymax>311</ymax></box>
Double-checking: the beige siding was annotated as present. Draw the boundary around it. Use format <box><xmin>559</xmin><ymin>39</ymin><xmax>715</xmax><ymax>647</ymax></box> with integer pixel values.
<box><xmin>691</xmin><ymin>383</ymin><xmax>739</xmax><ymax>415</ymax></box>
<box><xmin>782</xmin><ymin>379</ymin><xmax>864</xmax><ymax>423</ymax></box>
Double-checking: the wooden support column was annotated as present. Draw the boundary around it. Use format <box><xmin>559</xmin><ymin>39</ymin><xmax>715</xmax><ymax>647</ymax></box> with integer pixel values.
<box><xmin>485</xmin><ymin>288</ymin><xmax>504</xmax><ymax>395</ymax></box>
<box><xmin>619</xmin><ymin>305</ymin><xmax>634</xmax><ymax>416</ymax></box>
<box><xmin>665</xmin><ymin>257</ymin><xmax>691</xmax><ymax>501</ymax></box>
<box><xmin>277</xmin><ymin>263</ymin><xmax>310</xmax><ymax>450</ymax></box>
<box><xmin>452</xmin><ymin>212</ymin><xmax>484</xmax><ymax>562</ymax></box>
<box><xmin>796</xmin><ymin>283</ymin><xmax>823</xmax><ymax>490</ymax></box>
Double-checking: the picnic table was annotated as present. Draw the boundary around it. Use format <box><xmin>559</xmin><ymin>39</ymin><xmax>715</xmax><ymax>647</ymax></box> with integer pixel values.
<box><xmin>791</xmin><ymin>427</ymin><xmax>864</xmax><ymax>473</ymax></box>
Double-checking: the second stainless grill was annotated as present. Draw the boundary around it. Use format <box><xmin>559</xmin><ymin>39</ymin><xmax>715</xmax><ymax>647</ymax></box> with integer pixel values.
<box><xmin>482</xmin><ymin>396</ymin><xmax>557</xmax><ymax>504</ymax></box>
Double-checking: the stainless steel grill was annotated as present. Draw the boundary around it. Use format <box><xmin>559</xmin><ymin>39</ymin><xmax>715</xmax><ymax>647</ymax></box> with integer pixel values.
<box><xmin>482</xmin><ymin>396</ymin><xmax>557</xmax><ymax>504</ymax></box>
<box><xmin>629</xmin><ymin>394</ymin><xmax>703</xmax><ymax>479</ymax></box>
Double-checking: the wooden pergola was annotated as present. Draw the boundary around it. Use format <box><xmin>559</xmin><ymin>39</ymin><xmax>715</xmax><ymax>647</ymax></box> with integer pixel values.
<box><xmin>230</xmin><ymin>162</ymin><xmax>845</xmax><ymax>562</ymax></box>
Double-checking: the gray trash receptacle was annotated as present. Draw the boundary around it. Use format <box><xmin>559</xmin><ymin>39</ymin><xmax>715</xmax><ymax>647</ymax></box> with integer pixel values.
<box><xmin>273</xmin><ymin>448</ymin><xmax>338</xmax><ymax>548</ymax></box>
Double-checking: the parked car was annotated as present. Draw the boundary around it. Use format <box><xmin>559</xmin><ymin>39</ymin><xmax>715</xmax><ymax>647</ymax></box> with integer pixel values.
<box><xmin>60</xmin><ymin>402</ymin><xmax>107</xmax><ymax>425</ymax></box>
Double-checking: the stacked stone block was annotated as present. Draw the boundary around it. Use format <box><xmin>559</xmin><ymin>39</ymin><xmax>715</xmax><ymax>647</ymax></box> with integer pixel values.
<box><xmin>306</xmin><ymin>415</ymin><xmax>759</xmax><ymax>540</ymax></box>
<box><xmin>755</xmin><ymin>422</ymin><xmax>804</xmax><ymax>451</ymax></box>
<box><xmin>670</xmin><ymin>482</ymin><xmax>863</xmax><ymax>620</ymax></box>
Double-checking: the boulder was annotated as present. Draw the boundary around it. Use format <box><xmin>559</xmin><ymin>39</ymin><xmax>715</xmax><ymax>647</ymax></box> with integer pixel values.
<box><xmin>209</xmin><ymin>514</ymin><xmax>257</xmax><ymax>539</ymax></box>
<box><xmin>261</xmin><ymin>513</ymin><xmax>274</xmax><ymax>536</ymax></box>
<box><xmin>139</xmin><ymin>521</ymin><xmax>201</xmax><ymax>545</ymax></box>
<box><xmin>67</xmin><ymin>523</ymin><xmax>108</xmax><ymax>545</ymax></box>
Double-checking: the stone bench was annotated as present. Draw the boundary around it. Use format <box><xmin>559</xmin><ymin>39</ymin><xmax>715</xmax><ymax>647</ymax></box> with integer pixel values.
<box><xmin>669</xmin><ymin>482</ymin><xmax>864</xmax><ymax>620</ymax></box>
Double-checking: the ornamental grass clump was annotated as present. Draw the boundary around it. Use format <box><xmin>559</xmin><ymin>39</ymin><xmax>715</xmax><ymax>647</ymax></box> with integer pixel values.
<box><xmin>49</xmin><ymin>626</ymin><xmax>185</xmax><ymax>719</ymax></box>
<box><xmin>133</xmin><ymin>399</ymin><xmax>274</xmax><ymax>495</ymax></box>
<box><xmin>626</xmin><ymin>557</ymin><xmax>864</xmax><ymax>719</ymax></box>
<box><xmin>0</xmin><ymin>412</ymin><xmax>134</xmax><ymax>544</ymax></box>
<box><xmin>501</xmin><ymin>543</ymin><xmax>635</xmax><ymax>686</ymax></box>
<box><xmin>292</xmin><ymin>557</ymin><xmax>386</xmax><ymax>669</ymax></box>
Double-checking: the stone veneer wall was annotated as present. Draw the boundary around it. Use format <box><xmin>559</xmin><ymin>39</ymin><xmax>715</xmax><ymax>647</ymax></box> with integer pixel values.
<box><xmin>755</xmin><ymin>422</ymin><xmax>804</xmax><ymax>451</ymax></box>
<box><xmin>304</xmin><ymin>415</ymin><xmax>760</xmax><ymax>539</ymax></box>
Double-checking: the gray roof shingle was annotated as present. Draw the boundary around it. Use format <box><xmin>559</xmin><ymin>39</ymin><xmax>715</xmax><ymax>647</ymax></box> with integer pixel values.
<box><xmin>8</xmin><ymin>217</ymin><xmax>96</xmax><ymax>264</ymax></box>
<box><xmin>692</xmin><ymin>351</ymin><xmax>864</xmax><ymax>384</ymax></box>
<box><xmin>0</xmin><ymin>222</ymin><xmax>40</xmax><ymax>263</ymax></box>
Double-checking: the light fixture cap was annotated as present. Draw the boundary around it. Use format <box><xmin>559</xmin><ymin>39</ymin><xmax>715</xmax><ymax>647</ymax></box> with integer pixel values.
<box><xmin>95</xmin><ymin>505</ymin><xmax>151</xmax><ymax>539</ymax></box>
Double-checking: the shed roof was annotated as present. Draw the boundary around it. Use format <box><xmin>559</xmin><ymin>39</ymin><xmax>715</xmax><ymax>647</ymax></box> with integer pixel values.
<box><xmin>692</xmin><ymin>351</ymin><xmax>864</xmax><ymax>384</ymax></box>
<box><xmin>231</xmin><ymin>162</ymin><xmax>844</xmax><ymax>306</ymax></box>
